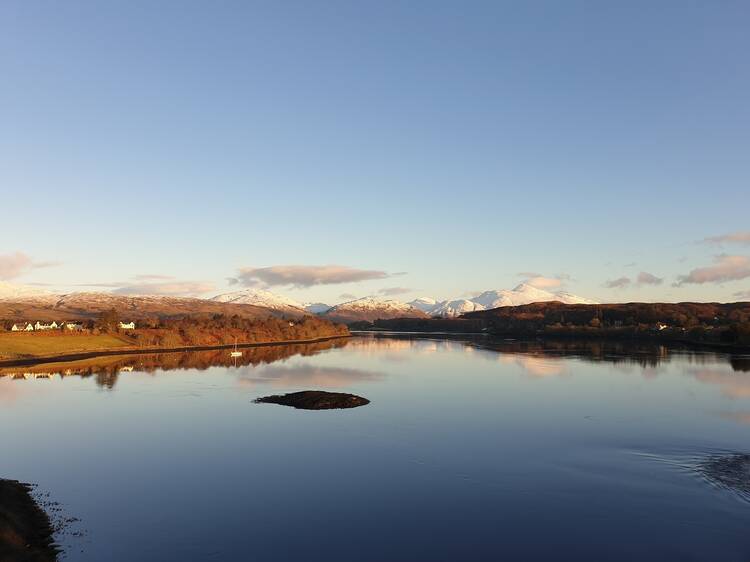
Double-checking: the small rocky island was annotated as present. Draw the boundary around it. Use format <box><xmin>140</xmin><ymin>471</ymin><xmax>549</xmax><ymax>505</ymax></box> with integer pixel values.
<box><xmin>254</xmin><ymin>390</ymin><xmax>370</xmax><ymax>410</ymax></box>
<box><xmin>0</xmin><ymin>479</ymin><xmax>59</xmax><ymax>562</ymax></box>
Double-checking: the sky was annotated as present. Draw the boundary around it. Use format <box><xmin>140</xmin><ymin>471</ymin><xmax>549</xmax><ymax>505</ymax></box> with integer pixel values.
<box><xmin>1</xmin><ymin>1</ymin><xmax>749</xmax><ymax>305</ymax></box>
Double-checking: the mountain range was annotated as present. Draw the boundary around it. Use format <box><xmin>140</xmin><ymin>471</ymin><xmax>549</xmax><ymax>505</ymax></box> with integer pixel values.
<box><xmin>0</xmin><ymin>282</ymin><xmax>596</xmax><ymax>323</ymax></box>
<box><xmin>409</xmin><ymin>283</ymin><xmax>597</xmax><ymax>317</ymax></box>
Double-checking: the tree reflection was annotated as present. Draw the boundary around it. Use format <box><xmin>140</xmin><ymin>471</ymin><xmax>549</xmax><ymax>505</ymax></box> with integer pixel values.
<box><xmin>0</xmin><ymin>339</ymin><xmax>349</xmax><ymax>389</ymax></box>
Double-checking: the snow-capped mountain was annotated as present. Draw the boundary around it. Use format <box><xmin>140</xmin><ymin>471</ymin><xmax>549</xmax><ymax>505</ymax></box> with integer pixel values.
<box><xmin>429</xmin><ymin>299</ymin><xmax>486</xmax><ymax>317</ymax></box>
<box><xmin>321</xmin><ymin>297</ymin><xmax>429</xmax><ymax>323</ymax></box>
<box><xmin>471</xmin><ymin>283</ymin><xmax>597</xmax><ymax>308</ymax></box>
<box><xmin>0</xmin><ymin>281</ymin><xmax>58</xmax><ymax>302</ymax></box>
<box><xmin>409</xmin><ymin>297</ymin><xmax>439</xmax><ymax>313</ymax></box>
<box><xmin>210</xmin><ymin>288</ymin><xmax>307</xmax><ymax>315</ymax></box>
<box><xmin>409</xmin><ymin>283</ymin><xmax>597</xmax><ymax>317</ymax></box>
<box><xmin>302</xmin><ymin>302</ymin><xmax>331</xmax><ymax>314</ymax></box>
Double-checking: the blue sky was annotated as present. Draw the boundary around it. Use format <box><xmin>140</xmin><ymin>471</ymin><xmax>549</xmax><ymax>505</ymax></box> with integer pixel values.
<box><xmin>2</xmin><ymin>1</ymin><xmax>749</xmax><ymax>304</ymax></box>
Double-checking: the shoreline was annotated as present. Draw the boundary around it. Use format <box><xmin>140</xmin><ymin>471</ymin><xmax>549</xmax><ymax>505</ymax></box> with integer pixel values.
<box><xmin>352</xmin><ymin>329</ymin><xmax>750</xmax><ymax>353</ymax></box>
<box><xmin>0</xmin><ymin>479</ymin><xmax>58</xmax><ymax>561</ymax></box>
<box><xmin>0</xmin><ymin>334</ymin><xmax>352</xmax><ymax>368</ymax></box>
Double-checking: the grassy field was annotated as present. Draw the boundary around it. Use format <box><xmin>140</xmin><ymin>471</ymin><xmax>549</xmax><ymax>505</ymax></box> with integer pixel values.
<box><xmin>0</xmin><ymin>333</ymin><xmax>134</xmax><ymax>360</ymax></box>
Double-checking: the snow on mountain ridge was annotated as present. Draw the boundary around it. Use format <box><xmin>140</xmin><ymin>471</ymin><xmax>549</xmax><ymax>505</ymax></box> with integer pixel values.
<box><xmin>0</xmin><ymin>281</ymin><xmax>58</xmax><ymax>301</ymax></box>
<box><xmin>210</xmin><ymin>288</ymin><xmax>307</xmax><ymax>314</ymax></box>
<box><xmin>302</xmin><ymin>302</ymin><xmax>331</xmax><ymax>314</ymax></box>
<box><xmin>322</xmin><ymin>296</ymin><xmax>428</xmax><ymax>323</ymax></box>
<box><xmin>409</xmin><ymin>284</ymin><xmax>597</xmax><ymax>317</ymax></box>
<box><xmin>408</xmin><ymin>297</ymin><xmax>439</xmax><ymax>313</ymax></box>
<box><xmin>429</xmin><ymin>299</ymin><xmax>486</xmax><ymax>317</ymax></box>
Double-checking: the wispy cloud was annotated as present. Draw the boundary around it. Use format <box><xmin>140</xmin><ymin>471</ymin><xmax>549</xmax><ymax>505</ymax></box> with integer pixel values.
<box><xmin>637</xmin><ymin>271</ymin><xmax>663</xmax><ymax>285</ymax></box>
<box><xmin>604</xmin><ymin>277</ymin><xmax>631</xmax><ymax>289</ymax></box>
<box><xmin>377</xmin><ymin>287</ymin><xmax>412</xmax><ymax>296</ymax></box>
<box><xmin>229</xmin><ymin>265</ymin><xmax>390</xmax><ymax>288</ymax></box>
<box><xmin>734</xmin><ymin>290</ymin><xmax>750</xmax><ymax>300</ymax></box>
<box><xmin>0</xmin><ymin>252</ymin><xmax>61</xmax><ymax>280</ymax></box>
<box><xmin>339</xmin><ymin>293</ymin><xmax>357</xmax><ymax>300</ymax></box>
<box><xmin>112</xmin><ymin>281</ymin><xmax>215</xmax><ymax>296</ymax></box>
<box><xmin>674</xmin><ymin>255</ymin><xmax>750</xmax><ymax>286</ymax></box>
<box><xmin>517</xmin><ymin>272</ymin><xmax>570</xmax><ymax>289</ymax></box>
<box><xmin>701</xmin><ymin>231</ymin><xmax>750</xmax><ymax>245</ymax></box>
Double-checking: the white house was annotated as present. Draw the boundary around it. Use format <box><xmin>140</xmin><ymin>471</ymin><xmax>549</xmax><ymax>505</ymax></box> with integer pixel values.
<box><xmin>63</xmin><ymin>322</ymin><xmax>83</xmax><ymax>331</ymax></box>
<box><xmin>119</xmin><ymin>321</ymin><xmax>136</xmax><ymax>330</ymax></box>
<box><xmin>34</xmin><ymin>321</ymin><xmax>58</xmax><ymax>331</ymax></box>
<box><xmin>11</xmin><ymin>323</ymin><xmax>34</xmax><ymax>332</ymax></box>
<box><xmin>656</xmin><ymin>323</ymin><xmax>669</xmax><ymax>331</ymax></box>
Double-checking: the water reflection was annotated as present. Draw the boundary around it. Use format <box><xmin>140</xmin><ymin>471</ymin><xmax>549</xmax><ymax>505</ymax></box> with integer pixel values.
<box><xmin>689</xmin><ymin>368</ymin><xmax>750</xmax><ymax>398</ymax></box>
<box><xmin>1</xmin><ymin>336</ymin><xmax>747</xmax><ymax>392</ymax></box>
<box><xmin>0</xmin><ymin>339</ymin><xmax>348</xmax><ymax>389</ymax></box>
<box><xmin>498</xmin><ymin>354</ymin><xmax>568</xmax><ymax>378</ymax></box>
<box><xmin>2</xmin><ymin>335</ymin><xmax>750</xmax><ymax>561</ymax></box>
<box><xmin>237</xmin><ymin>363</ymin><xmax>384</xmax><ymax>388</ymax></box>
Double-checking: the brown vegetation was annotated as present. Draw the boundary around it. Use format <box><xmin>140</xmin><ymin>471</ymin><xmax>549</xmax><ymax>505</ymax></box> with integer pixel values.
<box><xmin>125</xmin><ymin>314</ymin><xmax>349</xmax><ymax>348</ymax></box>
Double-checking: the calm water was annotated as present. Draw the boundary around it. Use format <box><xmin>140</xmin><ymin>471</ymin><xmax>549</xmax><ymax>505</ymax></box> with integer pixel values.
<box><xmin>2</xmin><ymin>335</ymin><xmax>749</xmax><ymax>561</ymax></box>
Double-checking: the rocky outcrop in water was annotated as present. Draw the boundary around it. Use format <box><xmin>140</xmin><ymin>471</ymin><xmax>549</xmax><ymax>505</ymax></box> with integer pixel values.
<box><xmin>254</xmin><ymin>390</ymin><xmax>370</xmax><ymax>410</ymax></box>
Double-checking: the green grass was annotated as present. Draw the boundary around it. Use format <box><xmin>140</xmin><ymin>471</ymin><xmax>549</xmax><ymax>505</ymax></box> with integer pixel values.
<box><xmin>0</xmin><ymin>333</ymin><xmax>134</xmax><ymax>360</ymax></box>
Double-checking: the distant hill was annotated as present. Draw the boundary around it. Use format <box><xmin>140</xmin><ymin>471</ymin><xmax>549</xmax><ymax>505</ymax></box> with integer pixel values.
<box><xmin>0</xmin><ymin>291</ymin><xmax>288</xmax><ymax>322</ymax></box>
<box><xmin>463</xmin><ymin>301</ymin><xmax>750</xmax><ymax>347</ymax></box>
<box><xmin>359</xmin><ymin>301</ymin><xmax>750</xmax><ymax>348</ymax></box>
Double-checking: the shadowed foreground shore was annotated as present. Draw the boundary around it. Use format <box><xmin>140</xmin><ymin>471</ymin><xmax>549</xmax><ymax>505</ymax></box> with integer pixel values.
<box><xmin>0</xmin><ymin>480</ymin><xmax>58</xmax><ymax>562</ymax></box>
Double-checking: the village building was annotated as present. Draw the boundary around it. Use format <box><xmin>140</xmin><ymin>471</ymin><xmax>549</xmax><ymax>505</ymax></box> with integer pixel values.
<box><xmin>119</xmin><ymin>321</ymin><xmax>136</xmax><ymax>330</ymax></box>
<box><xmin>11</xmin><ymin>323</ymin><xmax>34</xmax><ymax>332</ymax></box>
<box><xmin>63</xmin><ymin>322</ymin><xmax>84</xmax><ymax>331</ymax></box>
<box><xmin>34</xmin><ymin>321</ymin><xmax>59</xmax><ymax>331</ymax></box>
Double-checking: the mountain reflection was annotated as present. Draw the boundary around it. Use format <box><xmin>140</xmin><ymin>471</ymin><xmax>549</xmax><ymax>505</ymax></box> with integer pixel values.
<box><xmin>237</xmin><ymin>363</ymin><xmax>384</xmax><ymax>388</ymax></box>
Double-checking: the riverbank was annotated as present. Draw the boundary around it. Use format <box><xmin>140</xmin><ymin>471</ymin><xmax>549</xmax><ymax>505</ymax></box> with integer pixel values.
<box><xmin>0</xmin><ymin>480</ymin><xmax>58</xmax><ymax>562</ymax></box>
<box><xmin>0</xmin><ymin>334</ymin><xmax>352</xmax><ymax>368</ymax></box>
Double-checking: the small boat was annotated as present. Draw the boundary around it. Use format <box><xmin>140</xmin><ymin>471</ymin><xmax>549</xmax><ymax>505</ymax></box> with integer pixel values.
<box><xmin>230</xmin><ymin>338</ymin><xmax>243</xmax><ymax>358</ymax></box>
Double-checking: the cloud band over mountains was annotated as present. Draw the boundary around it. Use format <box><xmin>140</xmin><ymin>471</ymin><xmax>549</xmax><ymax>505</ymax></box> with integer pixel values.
<box><xmin>112</xmin><ymin>281</ymin><xmax>216</xmax><ymax>296</ymax></box>
<box><xmin>229</xmin><ymin>265</ymin><xmax>390</xmax><ymax>288</ymax></box>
